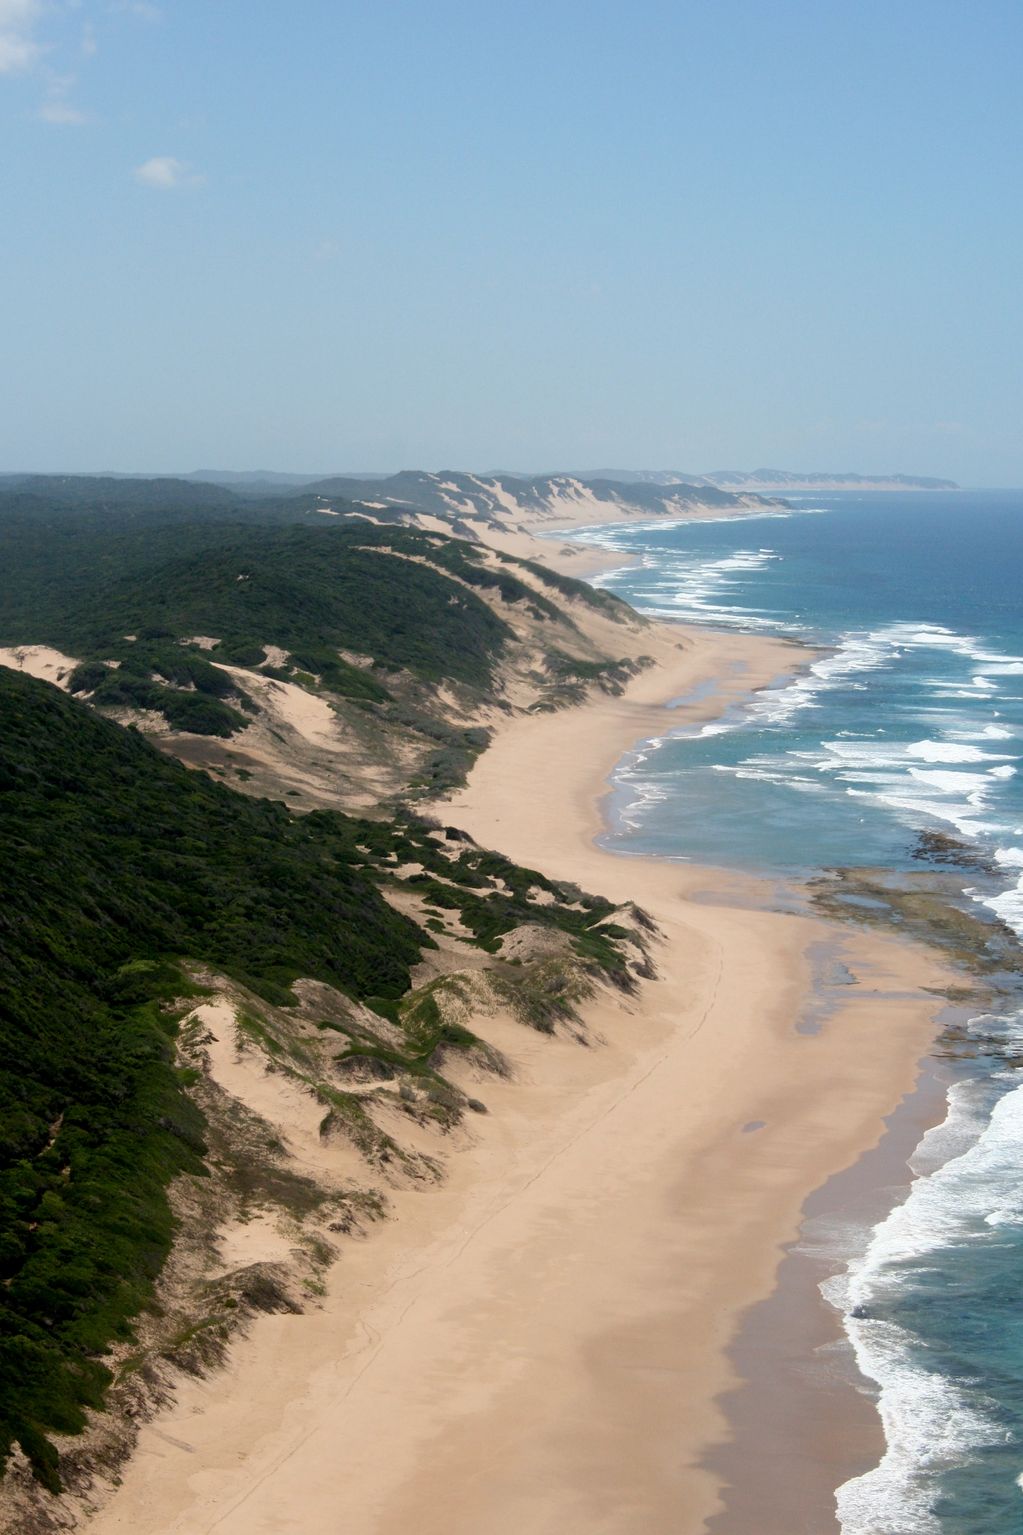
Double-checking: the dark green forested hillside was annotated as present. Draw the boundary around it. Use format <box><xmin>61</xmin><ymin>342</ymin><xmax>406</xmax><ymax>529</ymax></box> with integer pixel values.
<box><xmin>0</xmin><ymin>476</ymin><xmax>242</xmax><ymax>512</ymax></box>
<box><xmin>0</xmin><ymin>669</ymin><xmax>427</xmax><ymax>1487</ymax></box>
<box><xmin>2</xmin><ymin>512</ymin><xmax>632</xmax><ymax>758</ymax></box>
<box><xmin>1</xmin><ymin>520</ymin><xmax>549</xmax><ymax>742</ymax></box>
<box><xmin>59</xmin><ymin>525</ymin><xmax>523</xmax><ymax>686</ymax></box>
<box><xmin>1</xmin><ymin>522</ymin><xmax>529</xmax><ymax>691</ymax></box>
<box><xmin>0</xmin><ymin>496</ymin><xmax>625</xmax><ymax>660</ymax></box>
<box><xmin>3</xmin><ymin>522</ymin><xmax>511</xmax><ymax>671</ymax></box>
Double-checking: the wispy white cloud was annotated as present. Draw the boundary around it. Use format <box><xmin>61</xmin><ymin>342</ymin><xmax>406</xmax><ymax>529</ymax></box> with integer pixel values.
<box><xmin>0</xmin><ymin>0</ymin><xmax>91</xmax><ymax>122</ymax></box>
<box><xmin>134</xmin><ymin>155</ymin><xmax>203</xmax><ymax>189</ymax></box>
<box><xmin>0</xmin><ymin>0</ymin><xmax>43</xmax><ymax>74</ymax></box>
<box><xmin>37</xmin><ymin>70</ymin><xmax>90</xmax><ymax>125</ymax></box>
<box><xmin>39</xmin><ymin>96</ymin><xmax>88</xmax><ymax>124</ymax></box>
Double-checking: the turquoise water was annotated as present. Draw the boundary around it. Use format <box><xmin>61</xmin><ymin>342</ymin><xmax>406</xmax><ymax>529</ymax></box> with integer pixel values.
<box><xmin>565</xmin><ymin>492</ymin><xmax>1023</xmax><ymax>1534</ymax></box>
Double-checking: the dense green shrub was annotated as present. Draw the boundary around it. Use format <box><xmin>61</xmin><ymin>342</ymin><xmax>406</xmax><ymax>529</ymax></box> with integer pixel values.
<box><xmin>66</xmin><ymin>660</ymin><xmax>110</xmax><ymax>695</ymax></box>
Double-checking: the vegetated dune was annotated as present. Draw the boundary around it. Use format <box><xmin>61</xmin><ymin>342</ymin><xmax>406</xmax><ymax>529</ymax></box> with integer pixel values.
<box><xmin>294</xmin><ymin>468</ymin><xmax>787</xmax><ymax>528</ymax></box>
<box><xmin>1</xmin><ymin>517</ymin><xmax>659</xmax><ymax>811</ymax></box>
<box><xmin>0</xmin><ymin>664</ymin><xmax>657</xmax><ymax>1528</ymax></box>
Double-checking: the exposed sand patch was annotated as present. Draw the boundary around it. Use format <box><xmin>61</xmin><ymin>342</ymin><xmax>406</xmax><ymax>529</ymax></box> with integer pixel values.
<box><xmin>215</xmin><ymin>1213</ymin><xmax>296</xmax><ymax>1273</ymax></box>
<box><xmin>404</xmin><ymin>511</ymin><xmax>459</xmax><ymax>535</ymax></box>
<box><xmin>194</xmin><ymin>999</ymin><xmax>361</xmax><ymax>1183</ymax></box>
<box><xmin>212</xmin><ymin>664</ymin><xmax>343</xmax><ymax>751</ymax></box>
<box><xmin>0</xmin><ymin>645</ymin><xmax>79</xmax><ymax>689</ymax></box>
<box><xmin>165</xmin><ymin>662</ymin><xmax>412</xmax><ymax>808</ymax></box>
<box><xmin>106</xmin><ymin>707</ymin><xmax>171</xmax><ymax>734</ymax></box>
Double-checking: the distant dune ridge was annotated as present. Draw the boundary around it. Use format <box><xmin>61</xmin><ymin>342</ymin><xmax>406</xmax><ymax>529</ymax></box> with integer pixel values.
<box><xmin>186</xmin><ymin>465</ymin><xmax>959</xmax><ymax>503</ymax></box>
<box><xmin>692</xmin><ymin>468</ymin><xmax>959</xmax><ymax>491</ymax></box>
<box><xmin>293</xmin><ymin>470</ymin><xmax>785</xmax><ymax>528</ymax></box>
<box><xmin>0</xmin><ymin>467</ymin><xmax>959</xmax><ymax>525</ymax></box>
<box><xmin>550</xmin><ymin>468</ymin><xmax>960</xmax><ymax>491</ymax></box>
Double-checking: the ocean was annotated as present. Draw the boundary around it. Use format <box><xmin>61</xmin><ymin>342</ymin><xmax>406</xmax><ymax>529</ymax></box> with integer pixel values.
<box><xmin>564</xmin><ymin>491</ymin><xmax>1023</xmax><ymax>1535</ymax></box>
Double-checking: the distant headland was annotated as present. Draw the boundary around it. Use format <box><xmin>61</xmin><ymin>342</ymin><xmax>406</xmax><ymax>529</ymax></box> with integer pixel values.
<box><xmin>564</xmin><ymin>468</ymin><xmax>961</xmax><ymax>492</ymax></box>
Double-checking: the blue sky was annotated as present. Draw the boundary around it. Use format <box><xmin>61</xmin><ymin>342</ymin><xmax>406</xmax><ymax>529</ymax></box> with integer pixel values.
<box><xmin>2</xmin><ymin>0</ymin><xmax>1021</xmax><ymax>482</ymax></box>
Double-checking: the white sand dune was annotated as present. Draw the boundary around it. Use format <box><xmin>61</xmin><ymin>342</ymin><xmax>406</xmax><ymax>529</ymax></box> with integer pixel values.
<box><xmin>0</xmin><ymin>645</ymin><xmax>79</xmax><ymax>689</ymax></box>
<box><xmin>215</xmin><ymin>1213</ymin><xmax>295</xmax><ymax>1273</ymax></box>
<box><xmin>194</xmin><ymin>998</ymin><xmax>362</xmax><ymax>1182</ymax></box>
<box><xmin>213</xmin><ymin>663</ymin><xmax>343</xmax><ymax>751</ymax></box>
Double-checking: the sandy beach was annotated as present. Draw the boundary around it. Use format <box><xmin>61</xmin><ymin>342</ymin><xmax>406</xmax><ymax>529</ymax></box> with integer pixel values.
<box><xmin>79</xmin><ymin>613</ymin><xmax>953</xmax><ymax>1535</ymax></box>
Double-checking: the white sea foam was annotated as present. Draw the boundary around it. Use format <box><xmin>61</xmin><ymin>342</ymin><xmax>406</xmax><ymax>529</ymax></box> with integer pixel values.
<box><xmin>835</xmin><ymin>1337</ymin><xmax>1003</xmax><ymax>1534</ymax></box>
<box><xmin>735</xmin><ymin>619</ymin><xmax>1022</xmax><ymax>734</ymax></box>
<box><xmin>904</xmin><ymin>739</ymin><xmax>1012</xmax><ymax>763</ymax></box>
<box><xmin>834</xmin><ymin>1075</ymin><xmax>1023</xmax><ymax>1534</ymax></box>
<box><xmin>978</xmin><ymin>875</ymin><xmax>1023</xmax><ymax>942</ymax></box>
<box><xmin>697</xmin><ymin>713</ymin><xmax>1022</xmax><ymax>848</ymax></box>
<box><xmin>906</xmin><ymin>766</ymin><xmax>997</xmax><ymax>802</ymax></box>
<box><xmin>846</xmin><ymin>787</ymin><xmax>994</xmax><ymax>839</ymax></box>
<box><xmin>749</xmin><ymin>733</ymin><xmax>1019</xmax><ymax>839</ymax></box>
<box><xmin>588</xmin><ymin>542</ymin><xmax>799</xmax><ymax>633</ymax></box>
<box><xmin>729</xmin><ymin>633</ymin><xmax>894</xmax><ymax>731</ymax></box>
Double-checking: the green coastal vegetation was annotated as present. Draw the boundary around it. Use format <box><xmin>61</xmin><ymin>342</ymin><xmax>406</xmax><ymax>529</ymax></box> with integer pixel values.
<box><xmin>0</xmin><ymin>666</ymin><xmax>637</xmax><ymax>1488</ymax></box>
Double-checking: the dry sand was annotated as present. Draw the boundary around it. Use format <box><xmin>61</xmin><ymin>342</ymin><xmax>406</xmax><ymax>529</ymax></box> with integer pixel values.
<box><xmin>85</xmin><ymin>620</ymin><xmax>952</xmax><ymax>1535</ymax></box>
<box><xmin>212</xmin><ymin>664</ymin><xmax>345</xmax><ymax>751</ymax></box>
<box><xmin>0</xmin><ymin>644</ymin><xmax>79</xmax><ymax>688</ymax></box>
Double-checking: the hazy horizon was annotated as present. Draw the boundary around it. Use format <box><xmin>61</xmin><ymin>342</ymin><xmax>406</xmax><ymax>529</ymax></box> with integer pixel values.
<box><xmin>3</xmin><ymin>0</ymin><xmax>1021</xmax><ymax>483</ymax></box>
<box><xmin>2</xmin><ymin>464</ymin><xmax>1010</xmax><ymax>488</ymax></box>
<box><xmin>2</xmin><ymin>464</ymin><xmax>1013</xmax><ymax>489</ymax></box>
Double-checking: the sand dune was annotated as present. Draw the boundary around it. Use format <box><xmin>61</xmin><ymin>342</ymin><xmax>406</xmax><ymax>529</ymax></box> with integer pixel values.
<box><xmin>0</xmin><ymin>645</ymin><xmax>79</xmax><ymax>689</ymax></box>
<box><xmin>85</xmin><ymin>622</ymin><xmax>950</xmax><ymax>1535</ymax></box>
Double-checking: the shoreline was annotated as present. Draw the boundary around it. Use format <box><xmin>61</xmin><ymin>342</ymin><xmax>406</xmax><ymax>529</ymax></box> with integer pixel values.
<box><xmin>527</xmin><ymin>520</ymin><xmax>972</xmax><ymax>1531</ymax></box>
<box><xmin>430</xmin><ymin>620</ymin><xmax>956</xmax><ymax>1533</ymax></box>
<box><xmin>461</xmin><ymin>495</ymin><xmax>800</xmax><ymax>580</ymax></box>
<box><xmin>703</xmin><ymin>1052</ymin><xmax>957</xmax><ymax>1534</ymax></box>
<box><xmin>79</xmin><ymin>616</ymin><xmax>954</xmax><ymax>1535</ymax></box>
